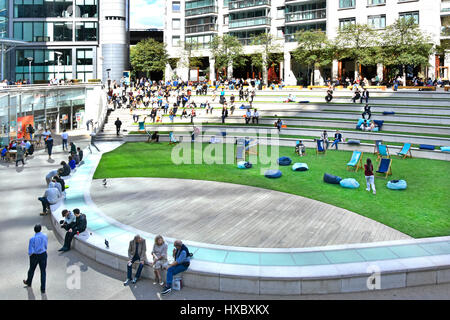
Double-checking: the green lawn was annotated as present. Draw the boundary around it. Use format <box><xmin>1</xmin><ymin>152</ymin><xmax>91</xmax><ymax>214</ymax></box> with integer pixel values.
<box><xmin>94</xmin><ymin>142</ymin><xmax>450</xmax><ymax>239</ymax></box>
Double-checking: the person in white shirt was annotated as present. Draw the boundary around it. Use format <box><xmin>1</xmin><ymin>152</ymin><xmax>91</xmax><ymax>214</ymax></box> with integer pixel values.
<box><xmin>61</xmin><ymin>130</ymin><xmax>69</xmax><ymax>151</ymax></box>
<box><xmin>42</xmin><ymin>129</ymin><xmax>51</xmax><ymax>141</ymax></box>
<box><xmin>38</xmin><ymin>185</ymin><xmax>62</xmax><ymax>216</ymax></box>
<box><xmin>252</xmin><ymin>109</ymin><xmax>259</xmax><ymax>124</ymax></box>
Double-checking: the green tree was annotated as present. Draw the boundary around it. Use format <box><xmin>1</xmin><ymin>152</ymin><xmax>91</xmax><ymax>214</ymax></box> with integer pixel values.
<box><xmin>335</xmin><ymin>23</ymin><xmax>378</xmax><ymax>79</ymax></box>
<box><xmin>292</xmin><ymin>30</ymin><xmax>334</xmax><ymax>85</ymax></box>
<box><xmin>130</xmin><ymin>38</ymin><xmax>168</xmax><ymax>78</ymax></box>
<box><xmin>250</xmin><ymin>33</ymin><xmax>283</xmax><ymax>85</ymax></box>
<box><xmin>379</xmin><ymin>18</ymin><xmax>434</xmax><ymax>85</ymax></box>
<box><xmin>211</xmin><ymin>35</ymin><xmax>245</xmax><ymax>80</ymax></box>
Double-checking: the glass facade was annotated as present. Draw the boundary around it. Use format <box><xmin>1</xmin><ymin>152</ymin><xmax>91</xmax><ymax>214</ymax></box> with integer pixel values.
<box><xmin>14</xmin><ymin>0</ymin><xmax>98</xmax><ymax>18</ymax></box>
<box><xmin>0</xmin><ymin>87</ymin><xmax>87</xmax><ymax>146</ymax></box>
<box><xmin>0</xmin><ymin>0</ymin><xmax>7</xmax><ymax>39</ymax></box>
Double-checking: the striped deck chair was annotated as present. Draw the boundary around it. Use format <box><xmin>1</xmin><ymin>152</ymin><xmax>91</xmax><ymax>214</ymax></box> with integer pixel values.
<box><xmin>377</xmin><ymin>144</ymin><xmax>390</xmax><ymax>161</ymax></box>
<box><xmin>347</xmin><ymin>151</ymin><xmax>364</xmax><ymax>172</ymax></box>
<box><xmin>316</xmin><ymin>139</ymin><xmax>326</xmax><ymax>155</ymax></box>
<box><xmin>397</xmin><ymin>143</ymin><xmax>412</xmax><ymax>159</ymax></box>
<box><xmin>168</xmin><ymin>132</ymin><xmax>178</xmax><ymax>145</ymax></box>
<box><xmin>376</xmin><ymin>158</ymin><xmax>392</xmax><ymax>179</ymax></box>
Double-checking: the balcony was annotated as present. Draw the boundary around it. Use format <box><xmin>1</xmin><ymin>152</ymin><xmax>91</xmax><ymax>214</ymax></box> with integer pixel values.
<box><xmin>185</xmin><ymin>6</ymin><xmax>218</xmax><ymax>17</ymax></box>
<box><xmin>285</xmin><ymin>8</ymin><xmax>326</xmax><ymax>23</ymax></box>
<box><xmin>228</xmin><ymin>16</ymin><xmax>271</xmax><ymax>29</ymax></box>
<box><xmin>228</xmin><ymin>0</ymin><xmax>271</xmax><ymax>11</ymax></box>
<box><xmin>442</xmin><ymin>26</ymin><xmax>450</xmax><ymax>38</ymax></box>
<box><xmin>185</xmin><ymin>23</ymin><xmax>218</xmax><ymax>34</ymax></box>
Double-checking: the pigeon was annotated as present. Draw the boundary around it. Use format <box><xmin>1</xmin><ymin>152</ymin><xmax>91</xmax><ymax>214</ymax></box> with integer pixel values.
<box><xmin>105</xmin><ymin>239</ymin><xmax>109</xmax><ymax>249</ymax></box>
<box><xmin>102</xmin><ymin>179</ymin><xmax>107</xmax><ymax>187</ymax></box>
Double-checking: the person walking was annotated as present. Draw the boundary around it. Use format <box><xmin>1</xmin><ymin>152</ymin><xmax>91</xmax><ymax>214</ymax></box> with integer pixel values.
<box><xmin>114</xmin><ymin>118</ymin><xmax>122</xmax><ymax>136</ymax></box>
<box><xmin>45</xmin><ymin>135</ymin><xmax>54</xmax><ymax>159</ymax></box>
<box><xmin>23</xmin><ymin>224</ymin><xmax>48</xmax><ymax>294</ymax></box>
<box><xmin>61</xmin><ymin>129</ymin><xmax>69</xmax><ymax>151</ymax></box>
<box><xmin>26</xmin><ymin>124</ymin><xmax>34</xmax><ymax>141</ymax></box>
<box><xmin>16</xmin><ymin>144</ymin><xmax>25</xmax><ymax>167</ymax></box>
<box><xmin>221</xmin><ymin>106</ymin><xmax>228</xmax><ymax>124</ymax></box>
<box><xmin>88</xmin><ymin>130</ymin><xmax>100</xmax><ymax>153</ymax></box>
<box><xmin>364</xmin><ymin>158</ymin><xmax>376</xmax><ymax>195</ymax></box>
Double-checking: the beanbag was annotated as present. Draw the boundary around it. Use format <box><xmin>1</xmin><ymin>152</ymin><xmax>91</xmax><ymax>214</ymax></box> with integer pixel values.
<box><xmin>237</xmin><ymin>161</ymin><xmax>252</xmax><ymax>169</ymax></box>
<box><xmin>323</xmin><ymin>173</ymin><xmax>342</xmax><ymax>184</ymax></box>
<box><xmin>292</xmin><ymin>163</ymin><xmax>309</xmax><ymax>171</ymax></box>
<box><xmin>383</xmin><ymin>111</ymin><xmax>395</xmax><ymax>115</ymax></box>
<box><xmin>265</xmin><ymin>169</ymin><xmax>282</xmax><ymax>179</ymax></box>
<box><xmin>387</xmin><ymin>180</ymin><xmax>407</xmax><ymax>190</ymax></box>
<box><xmin>441</xmin><ymin>146</ymin><xmax>450</xmax><ymax>152</ymax></box>
<box><xmin>298</xmin><ymin>101</ymin><xmax>310</xmax><ymax>103</ymax></box>
<box><xmin>373</xmin><ymin>120</ymin><xmax>384</xmax><ymax>130</ymax></box>
<box><xmin>278</xmin><ymin>157</ymin><xmax>292</xmax><ymax>166</ymax></box>
<box><xmin>419</xmin><ymin>144</ymin><xmax>435</xmax><ymax>150</ymax></box>
<box><xmin>347</xmin><ymin>140</ymin><xmax>361</xmax><ymax>145</ymax></box>
<box><xmin>340</xmin><ymin>178</ymin><xmax>360</xmax><ymax>189</ymax></box>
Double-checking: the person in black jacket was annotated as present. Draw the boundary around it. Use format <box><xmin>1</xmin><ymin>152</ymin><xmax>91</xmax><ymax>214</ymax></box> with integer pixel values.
<box><xmin>221</xmin><ymin>107</ymin><xmax>228</xmax><ymax>124</ymax></box>
<box><xmin>59</xmin><ymin>161</ymin><xmax>71</xmax><ymax>176</ymax></box>
<box><xmin>114</xmin><ymin>118</ymin><xmax>122</xmax><ymax>136</ymax></box>
<box><xmin>59</xmin><ymin>209</ymin><xmax>87</xmax><ymax>252</ymax></box>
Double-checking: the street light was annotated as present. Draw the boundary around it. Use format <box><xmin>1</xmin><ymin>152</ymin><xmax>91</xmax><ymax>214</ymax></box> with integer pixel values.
<box><xmin>26</xmin><ymin>57</ymin><xmax>33</xmax><ymax>84</ymax></box>
<box><xmin>55</xmin><ymin>51</ymin><xmax>63</xmax><ymax>81</ymax></box>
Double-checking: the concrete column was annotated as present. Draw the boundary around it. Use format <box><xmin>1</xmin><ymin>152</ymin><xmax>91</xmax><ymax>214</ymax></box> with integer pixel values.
<box><xmin>209</xmin><ymin>57</ymin><xmax>215</xmax><ymax>82</ymax></box>
<box><xmin>227</xmin><ymin>60</ymin><xmax>233</xmax><ymax>80</ymax></box>
<box><xmin>332</xmin><ymin>59</ymin><xmax>338</xmax><ymax>81</ymax></box>
<box><xmin>314</xmin><ymin>66</ymin><xmax>324</xmax><ymax>85</ymax></box>
<box><xmin>377</xmin><ymin>63</ymin><xmax>384</xmax><ymax>82</ymax></box>
<box><xmin>428</xmin><ymin>54</ymin><xmax>436</xmax><ymax>80</ymax></box>
<box><xmin>283</xmin><ymin>51</ymin><xmax>296</xmax><ymax>86</ymax></box>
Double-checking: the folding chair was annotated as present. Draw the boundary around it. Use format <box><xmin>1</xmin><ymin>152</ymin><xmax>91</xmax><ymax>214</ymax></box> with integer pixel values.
<box><xmin>347</xmin><ymin>151</ymin><xmax>364</xmax><ymax>172</ymax></box>
<box><xmin>397</xmin><ymin>143</ymin><xmax>412</xmax><ymax>159</ymax></box>
<box><xmin>373</xmin><ymin>140</ymin><xmax>383</xmax><ymax>155</ymax></box>
<box><xmin>316</xmin><ymin>139</ymin><xmax>326</xmax><ymax>155</ymax></box>
<box><xmin>377</xmin><ymin>144</ymin><xmax>390</xmax><ymax>161</ymax></box>
<box><xmin>168</xmin><ymin>132</ymin><xmax>178</xmax><ymax>145</ymax></box>
<box><xmin>376</xmin><ymin>158</ymin><xmax>392</xmax><ymax>179</ymax></box>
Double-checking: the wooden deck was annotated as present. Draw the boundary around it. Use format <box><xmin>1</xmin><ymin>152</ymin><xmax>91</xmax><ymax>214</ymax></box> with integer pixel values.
<box><xmin>91</xmin><ymin>178</ymin><xmax>411</xmax><ymax>248</ymax></box>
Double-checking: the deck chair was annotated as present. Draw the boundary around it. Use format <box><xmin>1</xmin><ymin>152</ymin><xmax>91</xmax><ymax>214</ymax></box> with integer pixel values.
<box><xmin>397</xmin><ymin>143</ymin><xmax>412</xmax><ymax>159</ymax></box>
<box><xmin>138</xmin><ymin>121</ymin><xmax>145</xmax><ymax>131</ymax></box>
<box><xmin>377</xmin><ymin>144</ymin><xmax>390</xmax><ymax>160</ymax></box>
<box><xmin>373</xmin><ymin>140</ymin><xmax>383</xmax><ymax>155</ymax></box>
<box><xmin>168</xmin><ymin>132</ymin><xmax>178</xmax><ymax>145</ymax></box>
<box><xmin>316</xmin><ymin>139</ymin><xmax>326</xmax><ymax>155</ymax></box>
<box><xmin>245</xmin><ymin>137</ymin><xmax>258</xmax><ymax>156</ymax></box>
<box><xmin>376</xmin><ymin>158</ymin><xmax>392</xmax><ymax>179</ymax></box>
<box><xmin>347</xmin><ymin>151</ymin><xmax>364</xmax><ymax>172</ymax></box>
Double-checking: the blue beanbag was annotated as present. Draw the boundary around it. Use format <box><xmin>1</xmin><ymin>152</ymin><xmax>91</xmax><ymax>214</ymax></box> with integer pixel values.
<box><xmin>340</xmin><ymin>178</ymin><xmax>360</xmax><ymax>189</ymax></box>
<box><xmin>237</xmin><ymin>161</ymin><xmax>252</xmax><ymax>169</ymax></box>
<box><xmin>387</xmin><ymin>180</ymin><xmax>407</xmax><ymax>190</ymax></box>
<box><xmin>265</xmin><ymin>169</ymin><xmax>282</xmax><ymax>179</ymax></box>
<box><xmin>323</xmin><ymin>173</ymin><xmax>342</xmax><ymax>184</ymax></box>
<box><xmin>441</xmin><ymin>146</ymin><xmax>450</xmax><ymax>152</ymax></box>
<box><xmin>292</xmin><ymin>163</ymin><xmax>309</xmax><ymax>171</ymax></box>
<box><xmin>347</xmin><ymin>140</ymin><xmax>361</xmax><ymax>145</ymax></box>
<box><xmin>278</xmin><ymin>157</ymin><xmax>292</xmax><ymax>166</ymax></box>
<box><xmin>383</xmin><ymin>111</ymin><xmax>395</xmax><ymax>115</ymax></box>
<box><xmin>419</xmin><ymin>144</ymin><xmax>435</xmax><ymax>150</ymax></box>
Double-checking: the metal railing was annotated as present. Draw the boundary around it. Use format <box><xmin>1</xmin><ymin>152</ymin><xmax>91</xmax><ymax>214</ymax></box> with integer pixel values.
<box><xmin>228</xmin><ymin>16</ymin><xmax>271</xmax><ymax>29</ymax></box>
<box><xmin>228</xmin><ymin>0</ymin><xmax>270</xmax><ymax>10</ymax></box>
<box><xmin>285</xmin><ymin>8</ymin><xmax>326</xmax><ymax>23</ymax></box>
<box><xmin>185</xmin><ymin>5</ymin><xmax>218</xmax><ymax>17</ymax></box>
<box><xmin>185</xmin><ymin>23</ymin><xmax>218</xmax><ymax>34</ymax></box>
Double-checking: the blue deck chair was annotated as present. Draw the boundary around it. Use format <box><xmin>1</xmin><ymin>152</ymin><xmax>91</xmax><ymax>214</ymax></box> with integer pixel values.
<box><xmin>168</xmin><ymin>132</ymin><xmax>178</xmax><ymax>145</ymax></box>
<box><xmin>376</xmin><ymin>158</ymin><xmax>392</xmax><ymax>179</ymax></box>
<box><xmin>138</xmin><ymin>121</ymin><xmax>145</xmax><ymax>131</ymax></box>
<box><xmin>316</xmin><ymin>139</ymin><xmax>326</xmax><ymax>155</ymax></box>
<box><xmin>377</xmin><ymin>144</ymin><xmax>390</xmax><ymax>160</ymax></box>
<box><xmin>397</xmin><ymin>143</ymin><xmax>412</xmax><ymax>159</ymax></box>
<box><xmin>373</xmin><ymin>140</ymin><xmax>383</xmax><ymax>155</ymax></box>
<box><xmin>347</xmin><ymin>151</ymin><xmax>364</xmax><ymax>172</ymax></box>
<box><xmin>236</xmin><ymin>138</ymin><xmax>245</xmax><ymax>162</ymax></box>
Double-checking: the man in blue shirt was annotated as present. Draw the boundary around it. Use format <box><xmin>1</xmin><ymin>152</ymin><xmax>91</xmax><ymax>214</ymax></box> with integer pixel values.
<box><xmin>23</xmin><ymin>224</ymin><xmax>48</xmax><ymax>293</ymax></box>
<box><xmin>161</xmin><ymin>240</ymin><xmax>191</xmax><ymax>295</ymax></box>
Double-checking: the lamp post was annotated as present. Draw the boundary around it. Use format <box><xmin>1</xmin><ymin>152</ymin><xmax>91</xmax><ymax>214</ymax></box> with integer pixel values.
<box><xmin>106</xmin><ymin>68</ymin><xmax>111</xmax><ymax>90</ymax></box>
<box><xmin>55</xmin><ymin>51</ymin><xmax>63</xmax><ymax>82</ymax></box>
<box><xmin>26</xmin><ymin>57</ymin><xmax>33</xmax><ymax>84</ymax></box>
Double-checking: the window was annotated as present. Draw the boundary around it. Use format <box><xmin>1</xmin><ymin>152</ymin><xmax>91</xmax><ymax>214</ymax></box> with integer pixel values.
<box><xmin>399</xmin><ymin>11</ymin><xmax>419</xmax><ymax>24</ymax></box>
<box><xmin>339</xmin><ymin>17</ymin><xmax>356</xmax><ymax>29</ymax></box>
<box><xmin>76</xmin><ymin>49</ymin><xmax>93</xmax><ymax>82</ymax></box>
<box><xmin>368</xmin><ymin>15</ymin><xmax>386</xmax><ymax>29</ymax></box>
<box><xmin>339</xmin><ymin>0</ymin><xmax>355</xmax><ymax>9</ymax></box>
<box><xmin>172</xmin><ymin>19</ymin><xmax>180</xmax><ymax>29</ymax></box>
<box><xmin>367</xmin><ymin>0</ymin><xmax>385</xmax><ymax>5</ymax></box>
<box><xmin>172</xmin><ymin>36</ymin><xmax>180</xmax><ymax>47</ymax></box>
<box><xmin>277</xmin><ymin>7</ymin><xmax>285</xmax><ymax>19</ymax></box>
<box><xmin>172</xmin><ymin>1</ymin><xmax>180</xmax><ymax>12</ymax></box>
<box><xmin>75</xmin><ymin>22</ymin><xmax>98</xmax><ymax>41</ymax></box>
<box><xmin>277</xmin><ymin>27</ymin><xmax>284</xmax><ymax>39</ymax></box>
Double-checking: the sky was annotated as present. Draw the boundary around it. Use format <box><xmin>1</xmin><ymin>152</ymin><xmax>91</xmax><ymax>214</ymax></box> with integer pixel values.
<box><xmin>130</xmin><ymin>0</ymin><xmax>165</xmax><ymax>29</ymax></box>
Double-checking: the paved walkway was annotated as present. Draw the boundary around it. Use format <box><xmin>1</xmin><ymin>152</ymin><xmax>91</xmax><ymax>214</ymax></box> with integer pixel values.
<box><xmin>91</xmin><ymin>178</ymin><xmax>410</xmax><ymax>248</ymax></box>
<box><xmin>0</xmin><ymin>139</ymin><xmax>447</xmax><ymax>299</ymax></box>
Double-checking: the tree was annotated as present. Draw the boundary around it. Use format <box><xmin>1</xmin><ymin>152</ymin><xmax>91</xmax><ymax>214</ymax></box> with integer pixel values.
<box><xmin>130</xmin><ymin>38</ymin><xmax>168</xmax><ymax>78</ymax></box>
<box><xmin>250</xmin><ymin>33</ymin><xmax>283</xmax><ymax>85</ymax></box>
<box><xmin>335</xmin><ymin>23</ymin><xmax>378</xmax><ymax>80</ymax></box>
<box><xmin>210</xmin><ymin>35</ymin><xmax>245</xmax><ymax>80</ymax></box>
<box><xmin>292</xmin><ymin>30</ymin><xmax>334</xmax><ymax>85</ymax></box>
<box><xmin>379</xmin><ymin>18</ymin><xmax>434</xmax><ymax>85</ymax></box>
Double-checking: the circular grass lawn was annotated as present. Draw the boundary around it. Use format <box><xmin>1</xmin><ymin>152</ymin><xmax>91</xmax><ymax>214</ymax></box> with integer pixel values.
<box><xmin>93</xmin><ymin>142</ymin><xmax>450</xmax><ymax>239</ymax></box>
